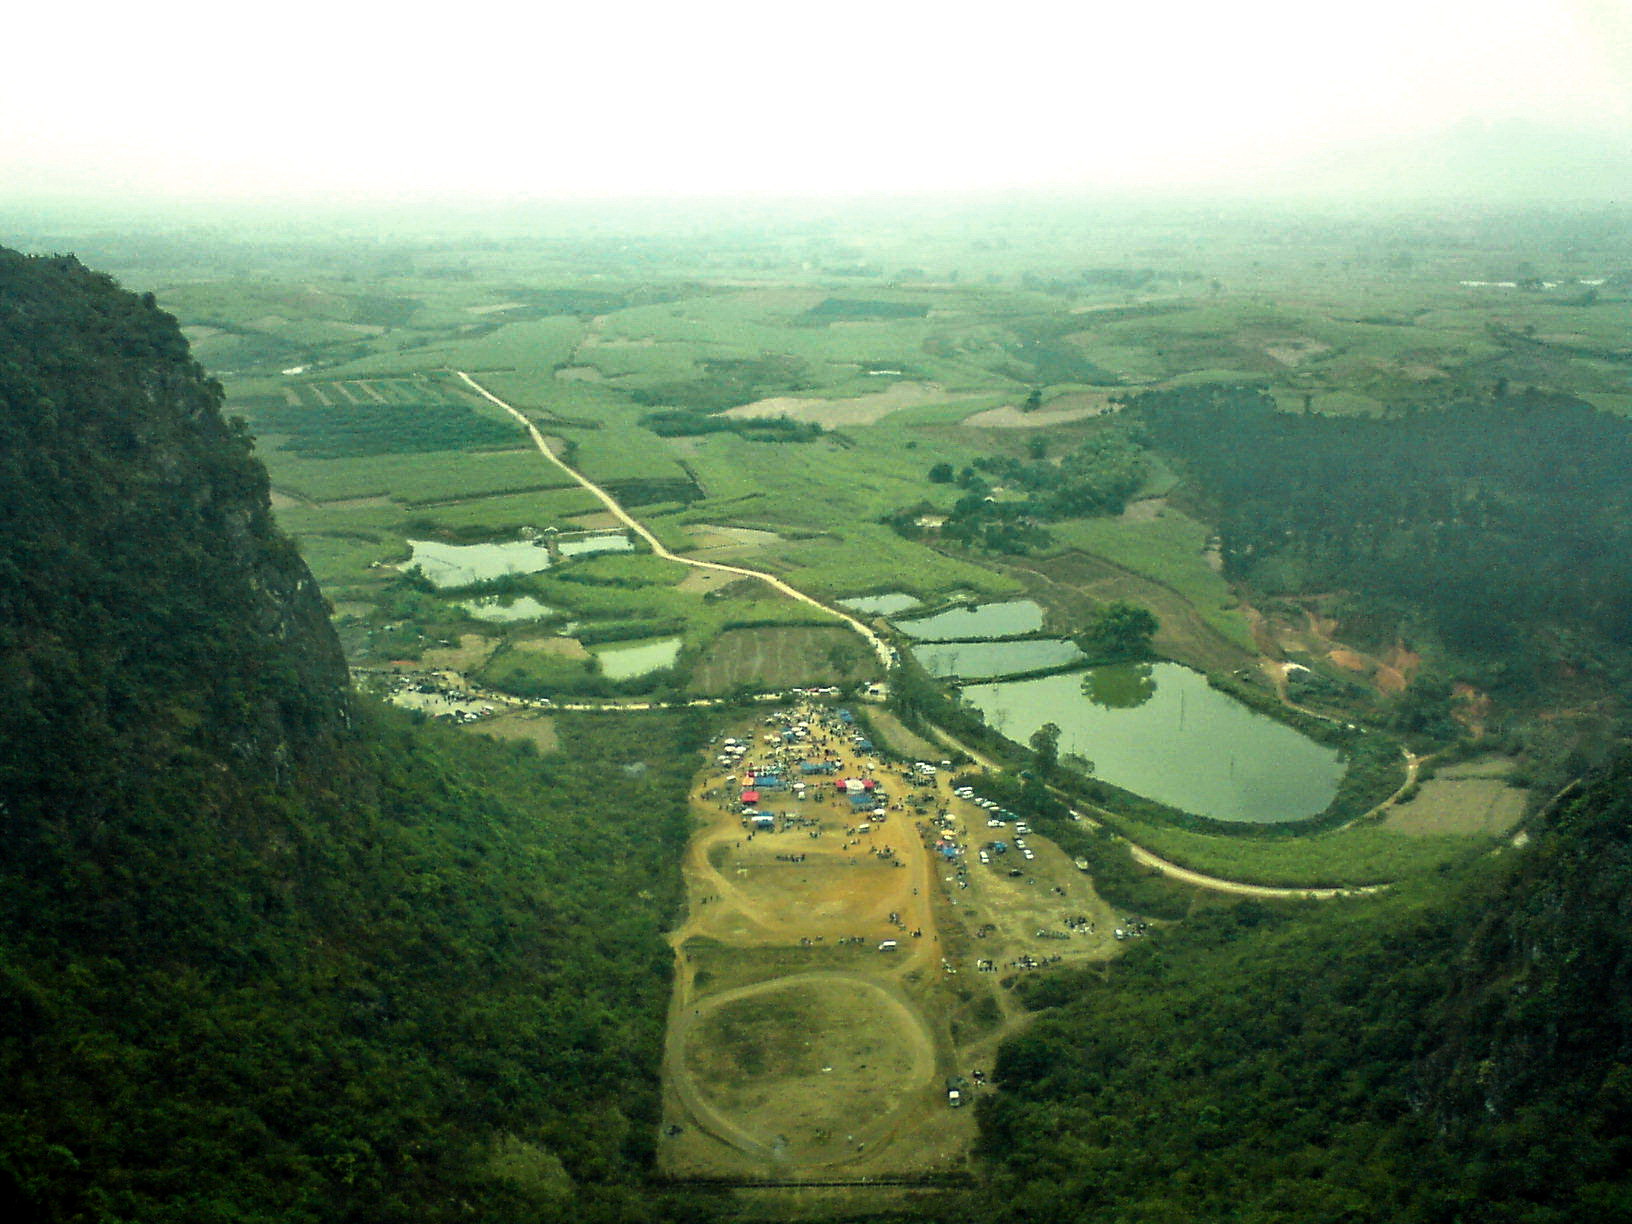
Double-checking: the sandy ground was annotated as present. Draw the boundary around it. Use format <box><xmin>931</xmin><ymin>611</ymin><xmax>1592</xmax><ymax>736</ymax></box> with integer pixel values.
<box><xmin>388</xmin><ymin>688</ymin><xmax>495</xmax><ymax>718</ymax></box>
<box><xmin>723</xmin><ymin>381</ymin><xmax>958</xmax><ymax>428</ymax></box>
<box><xmin>660</xmin><ymin>703</ymin><xmax>1123</xmax><ymax>1182</ymax></box>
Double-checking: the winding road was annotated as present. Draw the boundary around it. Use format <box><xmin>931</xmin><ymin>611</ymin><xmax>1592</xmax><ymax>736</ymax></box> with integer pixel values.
<box><xmin>454</xmin><ymin>371</ymin><xmax>894</xmax><ymax>671</ymax></box>
<box><xmin>453</xmin><ymin>369</ymin><xmax>1406</xmax><ymax>900</ymax></box>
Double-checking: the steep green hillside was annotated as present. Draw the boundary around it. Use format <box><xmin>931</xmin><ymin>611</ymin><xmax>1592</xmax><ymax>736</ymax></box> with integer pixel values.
<box><xmin>0</xmin><ymin>250</ymin><xmax>705</xmax><ymax>1223</ymax></box>
<box><xmin>975</xmin><ymin>763</ymin><xmax>1632</xmax><ymax>1223</ymax></box>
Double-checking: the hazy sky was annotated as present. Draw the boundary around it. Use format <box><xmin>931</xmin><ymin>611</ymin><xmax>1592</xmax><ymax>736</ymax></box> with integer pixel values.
<box><xmin>6</xmin><ymin>0</ymin><xmax>1629</xmax><ymax>202</ymax></box>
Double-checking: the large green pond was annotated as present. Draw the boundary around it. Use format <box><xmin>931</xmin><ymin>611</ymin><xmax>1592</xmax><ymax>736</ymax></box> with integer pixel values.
<box><xmin>406</xmin><ymin>539</ymin><xmax>554</xmax><ymax>588</ymax></box>
<box><xmin>894</xmin><ymin>599</ymin><xmax>1045</xmax><ymax>641</ymax></box>
<box><xmin>960</xmin><ymin>663</ymin><xmax>1345</xmax><ymax>823</ymax></box>
<box><xmin>593</xmin><ymin>636</ymin><xmax>683</xmax><ymax>680</ymax></box>
<box><xmin>839</xmin><ymin>592</ymin><xmax>922</xmax><ymax>616</ymax></box>
<box><xmin>912</xmin><ymin>638</ymin><xmax>1084</xmax><ymax>679</ymax></box>
<box><xmin>461</xmin><ymin>595</ymin><xmax>557</xmax><ymax>623</ymax></box>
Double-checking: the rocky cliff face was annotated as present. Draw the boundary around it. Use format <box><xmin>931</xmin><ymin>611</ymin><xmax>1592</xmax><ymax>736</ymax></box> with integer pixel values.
<box><xmin>0</xmin><ymin>248</ymin><xmax>348</xmax><ymax>834</ymax></box>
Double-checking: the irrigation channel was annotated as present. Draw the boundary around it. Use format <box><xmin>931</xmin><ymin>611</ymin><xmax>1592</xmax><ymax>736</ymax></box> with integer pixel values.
<box><xmin>450</xmin><ymin>371</ymin><xmax>1407</xmax><ymax>898</ymax></box>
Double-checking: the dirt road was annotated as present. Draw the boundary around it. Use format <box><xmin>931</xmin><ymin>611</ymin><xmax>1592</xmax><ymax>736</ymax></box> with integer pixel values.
<box><xmin>454</xmin><ymin>371</ymin><xmax>895</xmax><ymax>672</ymax></box>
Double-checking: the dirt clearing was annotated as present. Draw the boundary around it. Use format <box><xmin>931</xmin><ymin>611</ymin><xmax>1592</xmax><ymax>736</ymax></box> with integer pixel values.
<box><xmin>724</xmin><ymin>381</ymin><xmax>961</xmax><ymax>427</ymax></box>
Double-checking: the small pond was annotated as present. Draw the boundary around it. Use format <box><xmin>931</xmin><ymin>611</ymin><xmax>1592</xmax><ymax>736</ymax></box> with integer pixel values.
<box><xmin>557</xmin><ymin>532</ymin><xmax>635</xmax><ymax>558</ymax></box>
<box><xmin>960</xmin><ymin>662</ymin><xmax>1345</xmax><ymax>823</ymax></box>
<box><xmin>912</xmin><ymin>638</ymin><xmax>1083</xmax><ymax>679</ymax></box>
<box><xmin>839</xmin><ymin>592</ymin><xmax>922</xmax><ymax>617</ymax></box>
<box><xmin>893</xmin><ymin>599</ymin><xmax>1045</xmax><ymax>641</ymax></box>
<box><xmin>406</xmin><ymin>539</ymin><xmax>554</xmax><ymax>589</ymax></box>
<box><xmin>593</xmin><ymin>636</ymin><xmax>683</xmax><ymax>680</ymax></box>
<box><xmin>462</xmin><ymin>595</ymin><xmax>557</xmax><ymax>623</ymax></box>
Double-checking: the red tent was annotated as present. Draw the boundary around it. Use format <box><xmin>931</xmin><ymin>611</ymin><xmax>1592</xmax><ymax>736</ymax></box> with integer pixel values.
<box><xmin>740</xmin><ymin>790</ymin><xmax>761</xmax><ymax>804</ymax></box>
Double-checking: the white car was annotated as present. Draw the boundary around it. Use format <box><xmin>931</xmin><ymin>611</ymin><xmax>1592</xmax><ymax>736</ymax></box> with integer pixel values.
<box><xmin>1022</xmin><ymin>849</ymin><xmax>1036</xmax><ymax>861</ymax></box>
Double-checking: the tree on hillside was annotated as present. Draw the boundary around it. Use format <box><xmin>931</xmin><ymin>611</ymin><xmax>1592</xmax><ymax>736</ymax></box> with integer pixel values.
<box><xmin>1081</xmin><ymin>602</ymin><xmax>1159</xmax><ymax>660</ymax></box>
<box><xmin>928</xmin><ymin>461</ymin><xmax>955</xmax><ymax>483</ymax></box>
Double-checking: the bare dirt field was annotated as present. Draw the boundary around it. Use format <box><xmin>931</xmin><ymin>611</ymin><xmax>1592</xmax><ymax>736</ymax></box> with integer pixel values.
<box><xmin>1384</xmin><ymin>758</ymin><xmax>1528</xmax><ymax>836</ymax></box>
<box><xmin>564</xmin><ymin>509</ymin><xmax>622</xmax><ymax>530</ymax></box>
<box><xmin>724</xmin><ymin>381</ymin><xmax>962</xmax><ymax>428</ymax></box>
<box><xmin>660</xmin><ymin>702</ymin><xmax>1126</xmax><ymax>1183</ymax></box>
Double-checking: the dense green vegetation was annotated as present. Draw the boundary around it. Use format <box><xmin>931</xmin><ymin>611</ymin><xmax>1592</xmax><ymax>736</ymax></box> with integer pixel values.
<box><xmin>638</xmin><ymin>409</ymin><xmax>823</xmax><ymax>441</ymax></box>
<box><xmin>910</xmin><ymin>429</ymin><xmax>1149</xmax><ymax>554</ymax></box>
<box><xmin>976</xmin><ymin>757</ymin><xmax>1632</xmax><ymax>1223</ymax></box>
<box><xmin>0</xmin><ymin>250</ymin><xmax>710</xmax><ymax>1223</ymax></box>
<box><xmin>262</xmin><ymin>398</ymin><xmax>521</xmax><ymax>458</ymax></box>
<box><xmin>10</xmin><ymin>203</ymin><xmax>1632</xmax><ymax>1222</ymax></box>
<box><xmin>1136</xmin><ymin>383</ymin><xmax>1632</xmax><ymax>675</ymax></box>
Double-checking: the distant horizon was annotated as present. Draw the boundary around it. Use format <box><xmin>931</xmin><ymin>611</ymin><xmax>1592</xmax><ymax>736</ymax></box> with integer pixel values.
<box><xmin>6</xmin><ymin>0</ymin><xmax>1629</xmax><ymax>209</ymax></box>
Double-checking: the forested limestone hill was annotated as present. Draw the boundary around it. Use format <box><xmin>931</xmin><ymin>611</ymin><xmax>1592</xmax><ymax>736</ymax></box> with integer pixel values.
<box><xmin>0</xmin><ymin>249</ymin><xmax>702</xmax><ymax>1223</ymax></box>
<box><xmin>975</xmin><ymin>761</ymin><xmax>1632</xmax><ymax>1223</ymax></box>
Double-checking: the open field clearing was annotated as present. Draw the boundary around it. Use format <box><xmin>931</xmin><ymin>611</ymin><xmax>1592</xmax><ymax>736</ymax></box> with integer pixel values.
<box><xmin>1111</xmin><ymin>813</ymin><xmax>1510</xmax><ymax>889</ymax></box>
<box><xmin>318</xmin><ymin>315</ymin><xmax>586</xmax><ymax>377</ymax></box>
<box><xmin>961</xmin><ymin>390</ymin><xmax>1117</xmax><ymax>427</ymax></box>
<box><xmin>995</xmin><ymin>546</ymin><xmax>1253</xmax><ymax>676</ymax></box>
<box><xmin>723</xmin><ymin>381</ymin><xmax>970</xmax><ymax>427</ymax></box>
<box><xmin>1384</xmin><ymin>758</ymin><xmax>1528</xmax><ymax>836</ymax></box>
<box><xmin>470</xmin><ymin>710</ymin><xmax>560</xmax><ymax>753</ymax></box>
<box><xmin>687</xmin><ymin>626</ymin><xmax>878</xmax><ymax>695</ymax></box>
<box><xmin>662</xmin><ymin>702</ymin><xmax>1131</xmax><ymax>1180</ymax></box>
<box><xmin>263</xmin><ymin>447</ymin><xmax>568</xmax><ymax>503</ymax></box>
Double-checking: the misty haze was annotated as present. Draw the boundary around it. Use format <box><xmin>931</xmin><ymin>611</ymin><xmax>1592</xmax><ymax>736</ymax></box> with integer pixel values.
<box><xmin>2</xmin><ymin>2</ymin><xmax>1631</xmax><ymax>1221</ymax></box>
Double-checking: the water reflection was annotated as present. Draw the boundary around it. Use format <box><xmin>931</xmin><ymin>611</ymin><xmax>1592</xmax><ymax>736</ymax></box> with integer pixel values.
<box><xmin>1082</xmin><ymin>661</ymin><xmax>1157</xmax><ymax>709</ymax></box>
